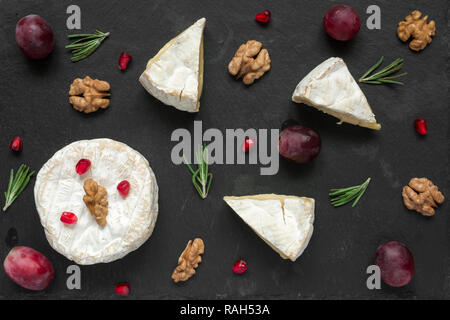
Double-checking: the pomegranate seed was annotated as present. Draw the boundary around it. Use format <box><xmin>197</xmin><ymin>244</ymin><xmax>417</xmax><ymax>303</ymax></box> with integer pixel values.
<box><xmin>117</xmin><ymin>180</ymin><xmax>130</xmax><ymax>197</ymax></box>
<box><xmin>241</xmin><ymin>137</ymin><xmax>256</xmax><ymax>152</ymax></box>
<box><xmin>75</xmin><ymin>159</ymin><xmax>91</xmax><ymax>175</ymax></box>
<box><xmin>232</xmin><ymin>259</ymin><xmax>248</xmax><ymax>274</ymax></box>
<box><xmin>255</xmin><ymin>10</ymin><xmax>271</xmax><ymax>23</ymax></box>
<box><xmin>118</xmin><ymin>52</ymin><xmax>132</xmax><ymax>70</ymax></box>
<box><xmin>9</xmin><ymin>137</ymin><xmax>23</xmax><ymax>152</ymax></box>
<box><xmin>414</xmin><ymin>118</ymin><xmax>427</xmax><ymax>135</ymax></box>
<box><xmin>60</xmin><ymin>212</ymin><xmax>78</xmax><ymax>225</ymax></box>
<box><xmin>115</xmin><ymin>283</ymin><xmax>130</xmax><ymax>296</ymax></box>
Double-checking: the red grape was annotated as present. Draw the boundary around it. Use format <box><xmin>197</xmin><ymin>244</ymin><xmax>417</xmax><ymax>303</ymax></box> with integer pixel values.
<box><xmin>15</xmin><ymin>14</ymin><xmax>54</xmax><ymax>59</ymax></box>
<box><xmin>3</xmin><ymin>246</ymin><xmax>54</xmax><ymax>291</ymax></box>
<box><xmin>374</xmin><ymin>241</ymin><xmax>414</xmax><ymax>287</ymax></box>
<box><xmin>323</xmin><ymin>5</ymin><xmax>361</xmax><ymax>41</ymax></box>
<box><xmin>279</xmin><ymin>125</ymin><xmax>321</xmax><ymax>163</ymax></box>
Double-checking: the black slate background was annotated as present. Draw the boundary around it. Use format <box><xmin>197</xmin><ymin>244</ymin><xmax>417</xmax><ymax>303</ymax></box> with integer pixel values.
<box><xmin>0</xmin><ymin>0</ymin><xmax>448</xmax><ymax>300</ymax></box>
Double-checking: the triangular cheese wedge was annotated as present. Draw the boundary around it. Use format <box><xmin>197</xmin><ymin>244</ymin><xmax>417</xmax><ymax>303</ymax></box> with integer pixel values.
<box><xmin>223</xmin><ymin>194</ymin><xmax>314</xmax><ymax>262</ymax></box>
<box><xmin>139</xmin><ymin>18</ymin><xmax>205</xmax><ymax>112</ymax></box>
<box><xmin>292</xmin><ymin>57</ymin><xmax>381</xmax><ymax>130</ymax></box>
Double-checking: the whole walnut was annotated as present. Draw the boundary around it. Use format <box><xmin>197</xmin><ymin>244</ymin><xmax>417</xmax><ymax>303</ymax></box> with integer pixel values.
<box><xmin>228</xmin><ymin>40</ymin><xmax>271</xmax><ymax>85</ymax></box>
<box><xmin>397</xmin><ymin>10</ymin><xmax>436</xmax><ymax>51</ymax></box>
<box><xmin>69</xmin><ymin>76</ymin><xmax>111</xmax><ymax>113</ymax></box>
<box><xmin>402</xmin><ymin>177</ymin><xmax>444</xmax><ymax>216</ymax></box>
<box><xmin>83</xmin><ymin>178</ymin><xmax>109</xmax><ymax>226</ymax></box>
<box><xmin>171</xmin><ymin>238</ymin><xmax>205</xmax><ymax>283</ymax></box>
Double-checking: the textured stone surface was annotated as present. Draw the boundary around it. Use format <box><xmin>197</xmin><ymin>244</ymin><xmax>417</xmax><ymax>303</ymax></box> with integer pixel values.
<box><xmin>0</xmin><ymin>0</ymin><xmax>448</xmax><ymax>299</ymax></box>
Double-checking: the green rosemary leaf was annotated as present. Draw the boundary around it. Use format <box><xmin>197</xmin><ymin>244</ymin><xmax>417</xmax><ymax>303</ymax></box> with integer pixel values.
<box><xmin>66</xmin><ymin>30</ymin><xmax>109</xmax><ymax>62</ymax></box>
<box><xmin>192</xmin><ymin>170</ymin><xmax>204</xmax><ymax>197</ymax></box>
<box><xmin>330</xmin><ymin>178</ymin><xmax>371</xmax><ymax>208</ymax></box>
<box><xmin>66</xmin><ymin>37</ymin><xmax>99</xmax><ymax>47</ymax></box>
<box><xmin>359</xmin><ymin>57</ymin><xmax>406</xmax><ymax>85</ymax></box>
<box><xmin>14</xmin><ymin>170</ymin><xmax>35</xmax><ymax>200</ymax></box>
<box><xmin>352</xmin><ymin>180</ymin><xmax>370</xmax><ymax>207</ymax></box>
<box><xmin>3</xmin><ymin>164</ymin><xmax>35</xmax><ymax>212</ymax></box>
<box><xmin>10</xmin><ymin>165</ymin><xmax>26</xmax><ymax>195</ymax></box>
<box><xmin>363</xmin><ymin>80</ymin><xmax>383</xmax><ymax>84</ymax></box>
<box><xmin>4</xmin><ymin>169</ymin><xmax>14</xmax><ymax>201</ymax></box>
<box><xmin>378</xmin><ymin>79</ymin><xmax>404</xmax><ymax>85</ymax></box>
<box><xmin>381</xmin><ymin>72</ymin><xmax>408</xmax><ymax>80</ymax></box>
<box><xmin>363</xmin><ymin>62</ymin><xmax>403</xmax><ymax>80</ymax></box>
<box><xmin>70</xmin><ymin>40</ymin><xmax>100</xmax><ymax>61</ymax></box>
<box><xmin>183</xmin><ymin>145</ymin><xmax>213</xmax><ymax>199</ymax></box>
<box><xmin>183</xmin><ymin>155</ymin><xmax>196</xmax><ymax>175</ymax></box>
<box><xmin>67</xmin><ymin>33</ymin><xmax>102</xmax><ymax>38</ymax></box>
<box><xmin>331</xmin><ymin>188</ymin><xmax>361</xmax><ymax>206</ymax></box>
<box><xmin>329</xmin><ymin>185</ymin><xmax>359</xmax><ymax>195</ymax></box>
<box><xmin>360</xmin><ymin>56</ymin><xmax>384</xmax><ymax>80</ymax></box>
<box><xmin>206</xmin><ymin>173</ymin><xmax>213</xmax><ymax>195</ymax></box>
<box><xmin>368</xmin><ymin>63</ymin><xmax>403</xmax><ymax>80</ymax></box>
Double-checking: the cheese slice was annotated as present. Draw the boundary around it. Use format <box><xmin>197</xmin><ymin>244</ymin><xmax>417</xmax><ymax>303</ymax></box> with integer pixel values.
<box><xmin>223</xmin><ymin>194</ymin><xmax>314</xmax><ymax>262</ymax></box>
<box><xmin>292</xmin><ymin>57</ymin><xmax>381</xmax><ymax>130</ymax></box>
<box><xmin>139</xmin><ymin>18</ymin><xmax>205</xmax><ymax>112</ymax></box>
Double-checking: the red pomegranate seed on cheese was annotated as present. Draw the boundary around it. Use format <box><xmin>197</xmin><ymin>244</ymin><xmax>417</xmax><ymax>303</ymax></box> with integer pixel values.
<box><xmin>117</xmin><ymin>180</ymin><xmax>130</xmax><ymax>197</ymax></box>
<box><xmin>75</xmin><ymin>159</ymin><xmax>91</xmax><ymax>175</ymax></box>
<box><xmin>60</xmin><ymin>212</ymin><xmax>78</xmax><ymax>225</ymax></box>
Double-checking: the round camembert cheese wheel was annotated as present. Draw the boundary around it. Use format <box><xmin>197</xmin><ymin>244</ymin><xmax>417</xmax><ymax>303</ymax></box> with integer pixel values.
<box><xmin>34</xmin><ymin>139</ymin><xmax>158</xmax><ymax>265</ymax></box>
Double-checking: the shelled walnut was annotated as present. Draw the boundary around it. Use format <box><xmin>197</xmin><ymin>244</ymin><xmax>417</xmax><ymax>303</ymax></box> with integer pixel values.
<box><xmin>171</xmin><ymin>238</ymin><xmax>205</xmax><ymax>283</ymax></box>
<box><xmin>83</xmin><ymin>178</ymin><xmax>109</xmax><ymax>226</ymax></box>
<box><xmin>402</xmin><ymin>177</ymin><xmax>444</xmax><ymax>216</ymax></box>
<box><xmin>397</xmin><ymin>10</ymin><xmax>436</xmax><ymax>51</ymax></box>
<box><xmin>228</xmin><ymin>40</ymin><xmax>271</xmax><ymax>85</ymax></box>
<box><xmin>69</xmin><ymin>76</ymin><xmax>111</xmax><ymax>113</ymax></box>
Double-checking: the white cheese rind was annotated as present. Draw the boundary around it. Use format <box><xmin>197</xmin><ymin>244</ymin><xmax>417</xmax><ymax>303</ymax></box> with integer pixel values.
<box><xmin>34</xmin><ymin>139</ymin><xmax>159</xmax><ymax>265</ymax></box>
<box><xmin>292</xmin><ymin>57</ymin><xmax>381</xmax><ymax>130</ymax></box>
<box><xmin>139</xmin><ymin>18</ymin><xmax>205</xmax><ymax>112</ymax></box>
<box><xmin>223</xmin><ymin>194</ymin><xmax>314</xmax><ymax>262</ymax></box>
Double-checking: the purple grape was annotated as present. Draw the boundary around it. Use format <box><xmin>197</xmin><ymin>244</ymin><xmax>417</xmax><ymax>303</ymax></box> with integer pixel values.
<box><xmin>16</xmin><ymin>14</ymin><xmax>54</xmax><ymax>59</ymax></box>
<box><xmin>374</xmin><ymin>241</ymin><xmax>414</xmax><ymax>287</ymax></box>
<box><xmin>279</xmin><ymin>125</ymin><xmax>321</xmax><ymax>163</ymax></box>
<box><xmin>323</xmin><ymin>5</ymin><xmax>361</xmax><ymax>41</ymax></box>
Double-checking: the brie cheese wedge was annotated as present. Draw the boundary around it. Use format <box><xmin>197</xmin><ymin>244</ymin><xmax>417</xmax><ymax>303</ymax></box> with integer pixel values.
<box><xmin>223</xmin><ymin>194</ymin><xmax>314</xmax><ymax>262</ymax></box>
<box><xmin>34</xmin><ymin>139</ymin><xmax>159</xmax><ymax>265</ymax></box>
<box><xmin>139</xmin><ymin>18</ymin><xmax>205</xmax><ymax>112</ymax></box>
<box><xmin>292</xmin><ymin>57</ymin><xmax>381</xmax><ymax>130</ymax></box>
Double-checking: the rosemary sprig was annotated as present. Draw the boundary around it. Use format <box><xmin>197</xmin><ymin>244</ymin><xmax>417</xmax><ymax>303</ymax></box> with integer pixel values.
<box><xmin>359</xmin><ymin>57</ymin><xmax>407</xmax><ymax>85</ymax></box>
<box><xmin>3</xmin><ymin>164</ymin><xmax>35</xmax><ymax>212</ymax></box>
<box><xmin>65</xmin><ymin>30</ymin><xmax>110</xmax><ymax>62</ymax></box>
<box><xmin>183</xmin><ymin>145</ymin><xmax>213</xmax><ymax>199</ymax></box>
<box><xmin>329</xmin><ymin>178</ymin><xmax>371</xmax><ymax>208</ymax></box>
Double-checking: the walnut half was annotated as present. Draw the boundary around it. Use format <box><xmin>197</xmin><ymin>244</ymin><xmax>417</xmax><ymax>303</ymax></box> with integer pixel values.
<box><xmin>171</xmin><ymin>238</ymin><xmax>205</xmax><ymax>283</ymax></box>
<box><xmin>83</xmin><ymin>178</ymin><xmax>108</xmax><ymax>226</ymax></box>
<box><xmin>397</xmin><ymin>10</ymin><xmax>436</xmax><ymax>51</ymax></box>
<box><xmin>228</xmin><ymin>40</ymin><xmax>271</xmax><ymax>85</ymax></box>
<box><xmin>69</xmin><ymin>76</ymin><xmax>111</xmax><ymax>113</ymax></box>
<box><xmin>402</xmin><ymin>177</ymin><xmax>444</xmax><ymax>216</ymax></box>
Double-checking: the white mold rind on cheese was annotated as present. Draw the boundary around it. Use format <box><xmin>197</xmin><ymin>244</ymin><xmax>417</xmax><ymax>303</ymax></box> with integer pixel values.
<box><xmin>223</xmin><ymin>194</ymin><xmax>315</xmax><ymax>262</ymax></box>
<box><xmin>292</xmin><ymin>57</ymin><xmax>381</xmax><ymax>130</ymax></box>
<box><xmin>139</xmin><ymin>18</ymin><xmax>205</xmax><ymax>112</ymax></box>
<box><xmin>34</xmin><ymin>139</ymin><xmax>159</xmax><ymax>265</ymax></box>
